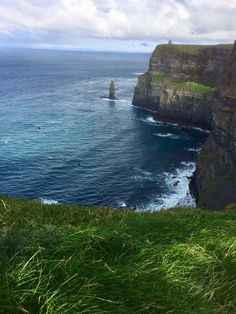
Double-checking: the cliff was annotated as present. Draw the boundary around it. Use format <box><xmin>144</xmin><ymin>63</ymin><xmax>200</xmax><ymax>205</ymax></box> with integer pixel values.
<box><xmin>191</xmin><ymin>42</ymin><xmax>236</xmax><ymax>209</ymax></box>
<box><xmin>133</xmin><ymin>44</ymin><xmax>232</xmax><ymax>129</ymax></box>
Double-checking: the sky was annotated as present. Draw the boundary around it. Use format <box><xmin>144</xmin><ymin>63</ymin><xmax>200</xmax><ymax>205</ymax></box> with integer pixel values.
<box><xmin>0</xmin><ymin>0</ymin><xmax>236</xmax><ymax>52</ymax></box>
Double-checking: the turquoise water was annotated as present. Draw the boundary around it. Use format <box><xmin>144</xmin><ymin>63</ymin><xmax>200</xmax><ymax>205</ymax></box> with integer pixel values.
<box><xmin>0</xmin><ymin>49</ymin><xmax>207</xmax><ymax>210</ymax></box>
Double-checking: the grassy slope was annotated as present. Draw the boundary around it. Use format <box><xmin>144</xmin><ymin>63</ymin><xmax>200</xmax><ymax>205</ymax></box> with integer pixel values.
<box><xmin>166</xmin><ymin>81</ymin><xmax>215</xmax><ymax>96</ymax></box>
<box><xmin>0</xmin><ymin>197</ymin><xmax>236</xmax><ymax>314</ymax></box>
<box><xmin>150</xmin><ymin>73</ymin><xmax>215</xmax><ymax>96</ymax></box>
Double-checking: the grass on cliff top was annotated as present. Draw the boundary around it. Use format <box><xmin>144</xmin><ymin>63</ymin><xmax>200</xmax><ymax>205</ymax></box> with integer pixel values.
<box><xmin>167</xmin><ymin>81</ymin><xmax>215</xmax><ymax>96</ymax></box>
<box><xmin>157</xmin><ymin>44</ymin><xmax>233</xmax><ymax>55</ymax></box>
<box><xmin>1</xmin><ymin>197</ymin><xmax>236</xmax><ymax>314</ymax></box>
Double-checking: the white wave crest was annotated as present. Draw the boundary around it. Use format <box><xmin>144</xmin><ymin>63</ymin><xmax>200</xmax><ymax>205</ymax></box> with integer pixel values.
<box><xmin>186</xmin><ymin>148</ymin><xmax>201</xmax><ymax>152</ymax></box>
<box><xmin>140</xmin><ymin>116</ymin><xmax>159</xmax><ymax>125</ymax></box>
<box><xmin>101</xmin><ymin>98</ymin><xmax>117</xmax><ymax>102</ymax></box>
<box><xmin>139</xmin><ymin>162</ymin><xmax>196</xmax><ymax>212</ymax></box>
<box><xmin>154</xmin><ymin>133</ymin><xmax>180</xmax><ymax>139</ymax></box>
<box><xmin>40</xmin><ymin>198</ymin><xmax>59</xmax><ymax>205</ymax></box>
<box><xmin>191</xmin><ymin>126</ymin><xmax>210</xmax><ymax>133</ymax></box>
<box><xmin>118</xmin><ymin>201</ymin><xmax>127</xmax><ymax>208</ymax></box>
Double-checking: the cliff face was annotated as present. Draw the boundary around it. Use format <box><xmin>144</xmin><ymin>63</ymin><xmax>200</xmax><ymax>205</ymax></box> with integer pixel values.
<box><xmin>133</xmin><ymin>44</ymin><xmax>232</xmax><ymax>129</ymax></box>
<box><xmin>149</xmin><ymin>44</ymin><xmax>232</xmax><ymax>86</ymax></box>
<box><xmin>191</xmin><ymin>42</ymin><xmax>236</xmax><ymax>209</ymax></box>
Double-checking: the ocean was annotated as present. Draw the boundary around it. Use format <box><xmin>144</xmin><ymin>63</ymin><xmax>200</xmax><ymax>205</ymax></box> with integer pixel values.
<box><xmin>0</xmin><ymin>49</ymin><xmax>208</xmax><ymax>210</ymax></box>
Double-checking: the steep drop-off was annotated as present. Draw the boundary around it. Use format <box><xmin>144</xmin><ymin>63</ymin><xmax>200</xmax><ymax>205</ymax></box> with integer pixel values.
<box><xmin>191</xmin><ymin>42</ymin><xmax>236</xmax><ymax>209</ymax></box>
<box><xmin>133</xmin><ymin>44</ymin><xmax>232</xmax><ymax>129</ymax></box>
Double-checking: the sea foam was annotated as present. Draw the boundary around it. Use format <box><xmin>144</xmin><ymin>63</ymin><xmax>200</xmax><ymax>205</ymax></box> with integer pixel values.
<box><xmin>186</xmin><ymin>148</ymin><xmax>201</xmax><ymax>153</ymax></box>
<box><xmin>40</xmin><ymin>198</ymin><xmax>59</xmax><ymax>205</ymax></box>
<box><xmin>140</xmin><ymin>116</ymin><xmax>160</xmax><ymax>125</ymax></box>
<box><xmin>154</xmin><ymin>133</ymin><xmax>180</xmax><ymax>139</ymax></box>
<box><xmin>139</xmin><ymin>162</ymin><xmax>196</xmax><ymax>211</ymax></box>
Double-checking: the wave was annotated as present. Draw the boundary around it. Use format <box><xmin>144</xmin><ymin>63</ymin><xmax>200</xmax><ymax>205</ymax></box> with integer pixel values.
<box><xmin>101</xmin><ymin>98</ymin><xmax>117</xmax><ymax>102</ymax></box>
<box><xmin>190</xmin><ymin>126</ymin><xmax>211</xmax><ymax>133</ymax></box>
<box><xmin>117</xmin><ymin>201</ymin><xmax>127</xmax><ymax>208</ymax></box>
<box><xmin>146</xmin><ymin>116</ymin><xmax>156</xmax><ymax>123</ymax></box>
<box><xmin>101</xmin><ymin>98</ymin><xmax>129</xmax><ymax>104</ymax></box>
<box><xmin>139</xmin><ymin>162</ymin><xmax>196</xmax><ymax>211</ymax></box>
<box><xmin>134</xmin><ymin>167</ymin><xmax>152</xmax><ymax>176</ymax></box>
<box><xmin>154</xmin><ymin>133</ymin><xmax>180</xmax><ymax>139</ymax></box>
<box><xmin>140</xmin><ymin>116</ymin><xmax>160</xmax><ymax>125</ymax></box>
<box><xmin>132</xmin><ymin>72</ymin><xmax>144</xmax><ymax>75</ymax></box>
<box><xmin>139</xmin><ymin>116</ymin><xmax>181</xmax><ymax>129</ymax></box>
<box><xmin>157</xmin><ymin>120</ymin><xmax>179</xmax><ymax>127</ymax></box>
<box><xmin>133</xmin><ymin>107</ymin><xmax>210</xmax><ymax>133</ymax></box>
<box><xmin>186</xmin><ymin>148</ymin><xmax>201</xmax><ymax>152</ymax></box>
<box><xmin>39</xmin><ymin>198</ymin><xmax>59</xmax><ymax>205</ymax></box>
<box><xmin>116</xmin><ymin>99</ymin><xmax>130</xmax><ymax>103</ymax></box>
<box><xmin>132</xmin><ymin>167</ymin><xmax>154</xmax><ymax>182</ymax></box>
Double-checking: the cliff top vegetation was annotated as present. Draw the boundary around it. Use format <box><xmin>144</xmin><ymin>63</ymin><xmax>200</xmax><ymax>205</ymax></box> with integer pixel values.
<box><xmin>0</xmin><ymin>197</ymin><xmax>236</xmax><ymax>313</ymax></box>
<box><xmin>156</xmin><ymin>44</ymin><xmax>233</xmax><ymax>55</ymax></box>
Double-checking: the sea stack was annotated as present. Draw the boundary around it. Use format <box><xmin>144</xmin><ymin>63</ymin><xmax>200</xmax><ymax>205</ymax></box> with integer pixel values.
<box><xmin>109</xmin><ymin>80</ymin><xmax>116</xmax><ymax>100</ymax></box>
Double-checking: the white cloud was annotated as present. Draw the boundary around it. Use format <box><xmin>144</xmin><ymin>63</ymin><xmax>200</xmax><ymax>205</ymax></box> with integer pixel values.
<box><xmin>0</xmin><ymin>0</ymin><xmax>236</xmax><ymax>50</ymax></box>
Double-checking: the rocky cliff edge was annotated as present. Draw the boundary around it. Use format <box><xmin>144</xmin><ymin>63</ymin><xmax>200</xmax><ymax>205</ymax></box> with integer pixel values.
<box><xmin>191</xmin><ymin>41</ymin><xmax>236</xmax><ymax>209</ymax></box>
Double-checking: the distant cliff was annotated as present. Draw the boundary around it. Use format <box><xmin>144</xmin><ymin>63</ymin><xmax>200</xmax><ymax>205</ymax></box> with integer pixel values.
<box><xmin>133</xmin><ymin>44</ymin><xmax>232</xmax><ymax>129</ymax></box>
<box><xmin>191</xmin><ymin>42</ymin><xmax>236</xmax><ymax>209</ymax></box>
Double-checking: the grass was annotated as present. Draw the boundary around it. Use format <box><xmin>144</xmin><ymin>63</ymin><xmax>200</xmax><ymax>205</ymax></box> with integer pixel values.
<box><xmin>0</xmin><ymin>197</ymin><xmax>236</xmax><ymax>313</ymax></box>
<box><xmin>151</xmin><ymin>73</ymin><xmax>171</xmax><ymax>81</ymax></box>
<box><xmin>149</xmin><ymin>73</ymin><xmax>215</xmax><ymax>96</ymax></box>
<box><xmin>157</xmin><ymin>44</ymin><xmax>233</xmax><ymax>55</ymax></box>
<box><xmin>166</xmin><ymin>81</ymin><xmax>215</xmax><ymax>96</ymax></box>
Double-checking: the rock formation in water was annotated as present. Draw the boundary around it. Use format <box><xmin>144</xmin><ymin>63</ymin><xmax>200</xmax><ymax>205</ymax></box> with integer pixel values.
<box><xmin>100</xmin><ymin>80</ymin><xmax>117</xmax><ymax>100</ymax></box>
<box><xmin>191</xmin><ymin>41</ymin><xmax>236</xmax><ymax>209</ymax></box>
<box><xmin>133</xmin><ymin>44</ymin><xmax>232</xmax><ymax>129</ymax></box>
<box><xmin>109</xmin><ymin>80</ymin><xmax>116</xmax><ymax>100</ymax></box>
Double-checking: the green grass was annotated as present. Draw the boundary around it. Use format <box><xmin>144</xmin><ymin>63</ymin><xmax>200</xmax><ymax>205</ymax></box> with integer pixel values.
<box><xmin>167</xmin><ymin>81</ymin><xmax>215</xmax><ymax>96</ymax></box>
<box><xmin>1</xmin><ymin>197</ymin><xmax>236</xmax><ymax>313</ymax></box>
<box><xmin>149</xmin><ymin>73</ymin><xmax>215</xmax><ymax>95</ymax></box>
<box><xmin>157</xmin><ymin>44</ymin><xmax>233</xmax><ymax>55</ymax></box>
<box><xmin>152</xmin><ymin>73</ymin><xmax>171</xmax><ymax>81</ymax></box>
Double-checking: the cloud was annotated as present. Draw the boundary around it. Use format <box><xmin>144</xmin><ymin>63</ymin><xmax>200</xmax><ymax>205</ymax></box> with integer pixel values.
<box><xmin>0</xmin><ymin>0</ymin><xmax>236</xmax><ymax>50</ymax></box>
<box><xmin>140</xmin><ymin>43</ymin><xmax>149</xmax><ymax>47</ymax></box>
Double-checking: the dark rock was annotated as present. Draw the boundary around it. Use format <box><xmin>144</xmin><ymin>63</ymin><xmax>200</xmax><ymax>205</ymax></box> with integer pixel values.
<box><xmin>191</xmin><ymin>41</ymin><xmax>236</xmax><ymax>209</ymax></box>
<box><xmin>109</xmin><ymin>80</ymin><xmax>116</xmax><ymax>100</ymax></box>
<box><xmin>100</xmin><ymin>80</ymin><xmax>117</xmax><ymax>100</ymax></box>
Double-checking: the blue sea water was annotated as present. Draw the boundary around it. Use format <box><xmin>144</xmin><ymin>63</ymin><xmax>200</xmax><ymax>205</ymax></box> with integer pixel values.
<box><xmin>0</xmin><ymin>49</ymin><xmax>208</xmax><ymax>210</ymax></box>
